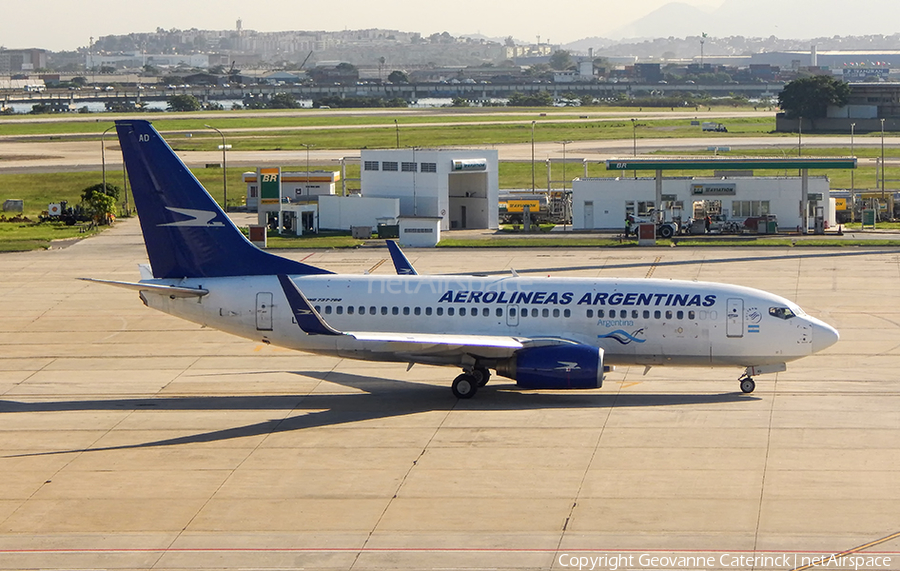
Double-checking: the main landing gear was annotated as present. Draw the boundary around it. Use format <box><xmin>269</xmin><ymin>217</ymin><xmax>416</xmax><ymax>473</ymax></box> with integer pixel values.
<box><xmin>739</xmin><ymin>375</ymin><xmax>756</xmax><ymax>394</ymax></box>
<box><xmin>452</xmin><ymin>367</ymin><xmax>491</xmax><ymax>399</ymax></box>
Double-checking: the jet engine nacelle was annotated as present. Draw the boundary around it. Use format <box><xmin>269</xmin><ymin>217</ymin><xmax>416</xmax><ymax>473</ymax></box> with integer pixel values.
<box><xmin>496</xmin><ymin>344</ymin><xmax>604</xmax><ymax>389</ymax></box>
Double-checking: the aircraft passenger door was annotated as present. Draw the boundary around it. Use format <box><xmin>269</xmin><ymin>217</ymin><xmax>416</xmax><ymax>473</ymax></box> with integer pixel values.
<box><xmin>726</xmin><ymin>298</ymin><xmax>743</xmax><ymax>338</ymax></box>
<box><xmin>506</xmin><ymin>305</ymin><xmax>519</xmax><ymax>327</ymax></box>
<box><xmin>256</xmin><ymin>292</ymin><xmax>273</xmax><ymax>331</ymax></box>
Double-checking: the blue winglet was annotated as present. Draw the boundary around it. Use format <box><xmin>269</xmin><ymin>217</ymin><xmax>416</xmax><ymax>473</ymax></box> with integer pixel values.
<box><xmin>386</xmin><ymin>240</ymin><xmax>417</xmax><ymax>275</ymax></box>
<box><xmin>115</xmin><ymin>120</ymin><xmax>332</xmax><ymax>279</ymax></box>
<box><xmin>277</xmin><ymin>275</ymin><xmax>342</xmax><ymax>336</ymax></box>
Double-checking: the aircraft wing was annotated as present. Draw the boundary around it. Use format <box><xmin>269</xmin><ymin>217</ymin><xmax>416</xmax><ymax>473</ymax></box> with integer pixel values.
<box><xmin>277</xmin><ymin>275</ymin><xmax>575</xmax><ymax>358</ymax></box>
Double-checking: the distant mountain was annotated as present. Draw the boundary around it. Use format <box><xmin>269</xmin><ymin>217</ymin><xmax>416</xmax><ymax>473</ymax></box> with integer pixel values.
<box><xmin>606</xmin><ymin>0</ymin><xmax>900</xmax><ymax>41</ymax></box>
<box><xmin>607</xmin><ymin>2</ymin><xmax>713</xmax><ymax>40</ymax></box>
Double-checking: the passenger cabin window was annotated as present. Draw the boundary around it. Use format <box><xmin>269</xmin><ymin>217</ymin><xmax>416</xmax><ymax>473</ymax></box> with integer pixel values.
<box><xmin>460</xmin><ymin>307</ymin><xmax>467</xmax><ymax>316</ymax></box>
<box><xmin>336</xmin><ymin>306</ymin><xmax>343</xmax><ymax>315</ymax></box>
<box><xmin>448</xmin><ymin>308</ymin><xmax>455</xmax><ymax>316</ymax></box>
<box><xmin>769</xmin><ymin>307</ymin><xmax>796</xmax><ymax>320</ymax></box>
<box><xmin>563</xmin><ymin>309</ymin><xmax>571</xmax><ymax>318</ymax></box>
<box><xmin>436</xmin><ymin>307</ymin><xmax>443</xmax><ymax>316</ymax></box>
<box><xmin>426</xmin><ymin>307</ymin><xmax>433</xmax><ymax>316</ymax></box>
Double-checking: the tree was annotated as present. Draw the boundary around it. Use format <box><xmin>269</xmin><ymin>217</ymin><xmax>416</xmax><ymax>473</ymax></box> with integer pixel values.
<box><xmin>507</xmin><ymin>91</ymin><xmax>553</xmax><ymax>107</ymax></box>
<box><xmin>80</xmin><ymin>183</ymin><xmax>121</xmax><ymax>224</ymax></box>
<box><xmin>778</xmin><ymin>76</ymin><xmax>851</xmax><ymax>125</ymax></box>
<box><xmin>167</xmin><ymin>94</ymin><xmax>201</xmax><ymax>112</ymax></box>
<box><xmin>549</xmin><ymin>50</ymin><xmax>573</xmax><ymax>71</ymax></box>
<box><xmin>268</xmin><ymin>92</ymin><xmax>299</xmax><ymax>109</ymax></box>
<box><xmin>387</xmin><ymin>70</ymin><xmax>409</xmax><ymax>84</ymax></box>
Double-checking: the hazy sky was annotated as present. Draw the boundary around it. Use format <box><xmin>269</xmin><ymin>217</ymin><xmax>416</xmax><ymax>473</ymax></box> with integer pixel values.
<box><xmin>2</xmin><ymin>0</ymin><xmax>898</xmax><ymax>52</ymax></box>
<box><xmin>4</xmin><ymin>0</ymin><xmax>723</xmax><ymax>52</ymax></box>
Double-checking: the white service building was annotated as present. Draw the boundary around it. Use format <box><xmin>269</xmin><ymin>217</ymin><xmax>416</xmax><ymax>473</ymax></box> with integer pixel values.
<box><xmin>573</xmin><ymin>158</ymin><xmax>857</xmax><ymax>232</ymax></box>
<box><xmin>360</xmin><ymin>149</ymin><xmax>499</xmax><ymax>231</ymax></box>
<box><xmin>573</xmin><ymin>176</ymin><xmax>834</xmax><ymax>231</ymax></box>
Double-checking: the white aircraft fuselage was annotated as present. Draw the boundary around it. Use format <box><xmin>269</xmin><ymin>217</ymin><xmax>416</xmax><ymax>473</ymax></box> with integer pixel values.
<box><xmin>142</xmin><ymin>273</ymin><xmax>833</xmax><ymax>369</ymax></box>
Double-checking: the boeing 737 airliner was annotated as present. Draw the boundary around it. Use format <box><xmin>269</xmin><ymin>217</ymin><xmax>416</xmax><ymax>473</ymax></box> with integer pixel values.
<box><xmin>85</xmin><ymin>120</ymin><xmax>839</xmax><ymax>398</ymax></box>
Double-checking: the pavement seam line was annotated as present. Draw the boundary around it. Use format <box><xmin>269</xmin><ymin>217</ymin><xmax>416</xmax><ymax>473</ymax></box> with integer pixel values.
<box><xmin>152</xmin><ymin>356</ymin><xmax>326</xmax><ymax>567</ymax></box>
<box><xmin>751</xmin><ymin>365</ymin><xmax>778</xmax><ymax>568</ymax></box>
<box><xmin>347</xmin><ymin>389</ymin><xmax>457</xmax><ymax>571</ymax></box>
<box><xmin>554</xmin><ymin>369</ymin><xmax>620</xmax><ymax>559</ymax></box>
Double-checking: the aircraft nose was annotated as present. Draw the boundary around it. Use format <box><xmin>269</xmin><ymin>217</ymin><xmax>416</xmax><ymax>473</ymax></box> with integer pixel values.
<box><xmin>810</xmin><ymin>318</ymin><xmax>840</xmax><ymax>353</ymax></box>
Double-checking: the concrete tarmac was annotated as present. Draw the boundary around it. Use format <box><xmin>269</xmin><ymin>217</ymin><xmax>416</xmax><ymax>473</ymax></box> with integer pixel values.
<box><xmin>1</xmin><ymin>219</ymin><xmax>899</xmax><ymax>570</ymax></box>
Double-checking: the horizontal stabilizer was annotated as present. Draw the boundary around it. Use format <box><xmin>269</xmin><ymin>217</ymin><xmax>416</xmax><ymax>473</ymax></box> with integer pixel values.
<box><xmin>78</xmin><ymin>278</ymin><xmax>208</xmax><ymax>298</ymax></box>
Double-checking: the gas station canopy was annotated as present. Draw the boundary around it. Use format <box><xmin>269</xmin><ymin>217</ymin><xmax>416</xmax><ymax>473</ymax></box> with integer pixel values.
<box><xmin>605</xmin><ymin>157</ymin><xmax>858</xmax><ymax>171</ymax></box>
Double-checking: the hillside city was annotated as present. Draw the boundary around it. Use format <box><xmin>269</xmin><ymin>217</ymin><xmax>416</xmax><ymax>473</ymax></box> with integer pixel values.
<box><xmin>4</xmin><ymin>23</ymin><xmax>900</xmax><ymax>90</ymax></box>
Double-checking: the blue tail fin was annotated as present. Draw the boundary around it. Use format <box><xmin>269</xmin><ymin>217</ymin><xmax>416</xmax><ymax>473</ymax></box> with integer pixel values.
<box><xmin>116</xmin><ymin>120</ymin><xmax>331</xmax><ymax>279</ymax></box>
<box><xmin>386</xmin><ymin>240</ymin><xmax>417</xmax><ymax>275</ymax></box>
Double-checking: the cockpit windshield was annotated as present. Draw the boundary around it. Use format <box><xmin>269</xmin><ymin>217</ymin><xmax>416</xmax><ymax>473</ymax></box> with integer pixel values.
<box><xmin>769</xmin><ymin>307</ymin><xmax>796</xmax><ymax>320</ymax></box>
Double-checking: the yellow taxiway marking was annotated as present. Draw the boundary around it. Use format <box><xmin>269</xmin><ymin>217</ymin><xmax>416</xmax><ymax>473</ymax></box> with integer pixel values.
<box><xmin>791</xmin><ymin>530</ymin><xmax>900</xmax><ymax>571</ymax></box>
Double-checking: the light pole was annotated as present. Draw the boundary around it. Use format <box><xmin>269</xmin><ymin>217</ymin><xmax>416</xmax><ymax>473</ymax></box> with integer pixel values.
<box><xmin>300</xmin><ymin>143</ymin><xmax>315</xmax><ymax>197</ymax></box>
<box><xmin>881</xmin><ymin>118</ymin><xmax>886</xmax><ymax>203</ymax></box>
<box><xmin>531</xmin><ymin>120</ymin><xmax>536</xmax><ymax>194</ymax></box>
<box><xmin>631</xmin><ymin>118</ymin><xmax>637</xmax><ymax>179</ymax></box>
<box><xmin>850</xmin><ymin>122</ymin><xmax>856</xmax><ymax>194</ymax></box>
<box><xmin>394</xmin><ymin>119</ymin><xmax>400</xmax><ymax>149</ymax></box>
<box><xmin>204</xmin><ymin>125</ymin><xmax>229</xmax><ymax>211</ymax></box>
<box><xmin>101</xmin><ymin>124</ymin><xmax>115</xmax><ymax>197</ymax></box>
<box><xmin>798</xmin><ymin>116</ymin><xmax>802</xmax><ymax>156</ymax></box>
<box><xmin>558</xmin><ymin>140</ymin><xmax>573</xmax><ymax>191</ymax></box>
<box><xmin>631</xmin><ymin>118</ymin><xmax>637</xmax><ymax>156</ymax></box>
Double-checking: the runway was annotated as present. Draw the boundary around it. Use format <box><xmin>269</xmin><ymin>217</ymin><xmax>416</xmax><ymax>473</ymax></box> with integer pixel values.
<box><xmin>1</xmin><ymin>218</ymin><xmax>899</xmax><ymax>570</ymax></box>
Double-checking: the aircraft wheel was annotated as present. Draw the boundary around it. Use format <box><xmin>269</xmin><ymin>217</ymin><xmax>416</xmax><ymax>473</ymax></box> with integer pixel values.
<box><xmin>452</xmin><ymin>374</ymin><xmax>478</xmax><ymax>399</ymax></box>
<box><xmin>740</xmin><ymin>377</ymin><xmax>756</xmax><ymax>394</ymax></box>
<box><xmin>473</xmin><ymin>367</ymin><xmax>491</xmax><ymax>387</ymax></box>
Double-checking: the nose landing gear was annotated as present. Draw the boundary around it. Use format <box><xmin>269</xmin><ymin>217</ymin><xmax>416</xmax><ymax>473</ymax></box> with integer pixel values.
<box><xmin>739</xmin><ymin>376</ymin><xmax>756</xmax><ymax>394</ymax></box>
